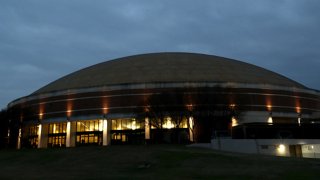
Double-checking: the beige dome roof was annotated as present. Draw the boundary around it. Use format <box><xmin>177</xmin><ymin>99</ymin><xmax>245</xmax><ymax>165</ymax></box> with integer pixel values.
<box><xmin>33</xmin><ymin>52</ymin><xmax>306</xmax><ymax>94</ymax></box>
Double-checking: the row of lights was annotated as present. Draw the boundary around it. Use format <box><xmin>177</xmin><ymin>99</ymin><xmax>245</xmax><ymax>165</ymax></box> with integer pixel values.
<box><xmin>38</xmin><ymin>102</ymin><xmax>304</xmax><ymax>126</ymax></box>
<box><xmin>231</xmin><ymin>111</ymin><xmax>302</xmax><ymax>127</ymax></box>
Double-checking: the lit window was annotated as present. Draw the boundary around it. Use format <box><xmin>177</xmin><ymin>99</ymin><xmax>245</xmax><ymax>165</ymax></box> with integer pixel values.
<box><xmin>163</xmin><ymin>117</ymin><xmax>175</xmax><ymax>129</ymax></box>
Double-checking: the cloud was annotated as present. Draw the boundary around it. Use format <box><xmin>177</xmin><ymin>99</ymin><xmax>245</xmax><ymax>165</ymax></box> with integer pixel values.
<box><xmin>0</xmin><ymin>0</ymin><xmax>320</xmax><ymax>108</ymax></box>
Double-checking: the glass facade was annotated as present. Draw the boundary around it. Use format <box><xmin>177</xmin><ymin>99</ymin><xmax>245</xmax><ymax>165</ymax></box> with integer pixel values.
<box><xmin>49</xmin><ymin>123</ymin><xmax>66</xmax><ymax>134</ymax></box>
<box><xmin>111</xmin><ymin>118</ymin><xmax>145</xmax><ymax>145</ymax></box>
<box><xmin>76</xmin><ymin>120</ymin><xmax>103</xmax><ymax>146</ymax></box>
<box><xmin>111</xmin><ymin>118</ymin><xmax>144</xmax><ymax>130</ymax></box>
<box><xmin>77</xmin><ymin>120</ymin><xmax>103</xmax><ymax>132</ymax></box>
<box><xmin>151</xmin><ymin>116</ymin><xmax>188</xmax><ymax>129</ymax></box>
<box><xmin>24</xmin><ymin>125</ymin><xmax>39</xmax><ymax>148</ymax></box>
<box><xmin>48</xmin><ymin>123</ymin><xmax>66</xmax><ymax>148</ymax></box>
<box><xmin>21</xmin><ymin>116</ymin><xmax>191</xmax><ymax>148</ymax></box>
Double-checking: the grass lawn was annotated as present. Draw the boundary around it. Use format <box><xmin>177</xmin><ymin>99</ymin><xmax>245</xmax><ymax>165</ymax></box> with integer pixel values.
<box><xmin>1</xmin><ymin>145</ymin><xmax>320</xmax><ymax>179</ymax></box>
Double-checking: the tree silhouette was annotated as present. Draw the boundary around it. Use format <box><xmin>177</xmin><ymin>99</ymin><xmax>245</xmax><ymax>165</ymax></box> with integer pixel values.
<box><xmin>146</xmin><ymin>90</ymin><xmax>189</xmax><ymax>143</ymax></box>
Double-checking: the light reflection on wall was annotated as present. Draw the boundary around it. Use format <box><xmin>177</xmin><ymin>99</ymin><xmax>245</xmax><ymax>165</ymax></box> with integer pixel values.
<box><xmin>37</xmin><ymin>124</ymin><xmax>42</xmax><ymax>148</ymax></box>
<box><xmin>189</xmin><ymin>117</ymin><xmax>194</xmax><ymax>128</ymax></box>
<box><xmin>266</xmin><ymin>96</ymin><xmax>273</xmax><ymax>124</ymax></box>
<box><xmin>266</xmin><ymin>96</ymin><xmax>272</xmax><ymax>112</ymax></box>
<box><xmin>295</xmin><ymin>98</ymin><xmax>301</xmax><ymax>114</ymax></box>
<box><xmin>39</xmin><ymin>103</ymin><xmax>44</xmax><ymax>120</ymax></box>
<box><xmin>102</xmin><ymin>119</ymin><xmax>108</xmax><ymax>146</ymax></box>
<box><xmin>67</xmin><ymin>100</ymin><xmax>72</xmax><ymax>117</ymax></box>
<box><xmin>189</xmin><ymin>116</ymin><xmax>194</xmax><ymax>142</ymax></box>
<box><xmin>66</xmin><ymin>121</ymin><xmax>71</xmax><ymax>147</ymax></box>
<box><xmin>102</xmin><ymin>97</ymin><xmax>108</xmax><ymax>114</ymax></box>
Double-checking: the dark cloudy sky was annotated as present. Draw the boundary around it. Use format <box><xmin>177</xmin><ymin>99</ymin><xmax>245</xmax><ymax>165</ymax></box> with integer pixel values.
<box><xmin>1</xmin><ymin>0</ymin><xmax>320</xmax><ymax>109</ymax></box>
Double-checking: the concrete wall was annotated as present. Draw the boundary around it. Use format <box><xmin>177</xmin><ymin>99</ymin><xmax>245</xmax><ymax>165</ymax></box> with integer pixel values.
<box><xmin>211</xmin><ymin>138</ymin><xmax>320</xmax><ymax>158</ymax></box>
<box><xmin>302</xmin><ymin>144</ymin><xmax>320</xmax><ymax>158</ymax></box>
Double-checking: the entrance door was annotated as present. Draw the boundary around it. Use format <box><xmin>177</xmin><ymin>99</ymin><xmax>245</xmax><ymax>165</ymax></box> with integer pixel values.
<box><xmin>289</xmin><ymin>145</ymin><xmax>302</xmax><ymax>157</ymax></box>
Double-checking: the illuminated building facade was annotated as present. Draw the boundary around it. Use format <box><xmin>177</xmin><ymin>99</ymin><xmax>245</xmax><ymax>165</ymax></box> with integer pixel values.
<box><xmin>6</xmin><ymin>52</ymin><xmax>320</xmax><ymax>150</ymax></box>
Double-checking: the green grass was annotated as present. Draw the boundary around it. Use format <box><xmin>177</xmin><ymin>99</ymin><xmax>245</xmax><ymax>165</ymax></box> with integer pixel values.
<box><xmin>1</xmin><ymin>145</ymin><xmax>320</xmax><ymax>179</ymax></box>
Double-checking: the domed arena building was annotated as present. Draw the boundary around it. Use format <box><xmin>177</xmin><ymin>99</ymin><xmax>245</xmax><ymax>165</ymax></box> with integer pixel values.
<box><xmin>6</xmin><ymin>52</ymin><xmax>320</xmax><ymax>156</ymax></box>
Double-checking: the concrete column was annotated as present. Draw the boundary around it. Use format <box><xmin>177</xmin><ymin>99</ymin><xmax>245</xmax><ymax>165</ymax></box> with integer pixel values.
<box><xmin>188</xmin><ymin>117</ymin><xmax>194</xmax><ymax>142</ymax></box>
<box><xmin>66</xmin><ymin>121</ymin><xmax>76</xmax><ymax>147</ymax></box>
<box><xmin>102</xmin><ymin>119</ymin><xmax>111</xmax><ymax>146</ymax></box>
<box><xmin>38</xmin><ymin>123</ymin><xmax>48</xmax><ymax>148</ymax></box>
<box><xmin>17</xmin><ymin>128</ymin><xmax>22</xmax><ymax>149</ymax></box>
<box><xmin>145</xmin><ymin>117</ymin><xmax>150</xmax><ymax>140</ymax></box>
<box><xmin>66</xmin><ymin>121</ymin><xmax>71</xmax><ymax>147</ymax></box>
<box><xmin>70</xmin><ymin>121</ymin><xmax>76</xmax><ymax>147</ymax></box>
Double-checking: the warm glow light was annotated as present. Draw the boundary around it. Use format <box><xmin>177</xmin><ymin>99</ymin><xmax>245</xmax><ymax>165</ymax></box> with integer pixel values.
<box><xmin>267</xmin><ymin>112</ymin><xmax>273</xmax><ymax>124</ymax></box>
<box><xmin>163</xmin><ymin>121</ymin><xmax>173</xmax><ymax>129</ymax></box>
<box><xmin>145</xmin><ymin>117</ymin><xmax>150</xmax><ymax>139</ymax></box>
<box><xmin>102</xmin><ymin>107</ymin><xmax>108</xmax><ymax>114</ymax></box>
<box><xmin>39</xmin><ymin>113</ymin><xmax>43</xmax><ymax>120</ymax></box>
<box><xmin>295</xmin><ymin>98</ymin><xmax>301</xmax><ymax>113</ymax></box>
<box><xmin>163</xmin><ymin>117</ymin><xmax>174</xmax><ymax>129</ymax></box>
<box><xmin>103</xmin><ymin>119</ymin><xmax>108</xmax><ymax>130</ymax></box>
<box><xmin>99</xmin><ymin>120</ymin><xmax>103</xmax><ymax>131</ymax></box>
<box><xmin>131</xmin><ymin>120</ymin><xmax>137</xmax><ymax>130</ymax></box>
<box><xmin>189</xmin><ymin>117</ymin><xmax>194</xmax><ymax>128</ymax></box>
<box><xmin>231</xmin><ymin>117</ymin><xmax>238</xmax><ymax>127</ymax></box>
<box><xmin>102</xmin><ymin>119</ymin><xmax>108</xmax><ymax>146</ymax></box>
<box><xmin>117</xmin><ymin>123</ymin><xmax>122</xmax><ymax>130</ymax></box>
<box><xmin>66</xmin><ymin>121</ymin><xmax>71</xmax><ymax>147</ymax></box>
<box><xmin>268</xmin><ymin>116</ymin><xmax>273</xmax><ymax>124</ymax></box>
<box><xmin>102</xmin><ymin>98</ymin><xmax>108</xmax><ymax>114</ymax></box>
<box><xmin>266</xmin><ymin>96</ymin><xmax>272</xmax><ymax>111</ymax></box>
<box><xmin>267</xmin><ymin>105</ymin><xmax>272</xmax><ymax>111</ymax></box>
<box><xmin>67</xmin><ymin>100</ymin><xmax>73</xmax><ymax>117</ymax></box>
<box><xmin>189</xmin><ymin>116</ymin><xmax>194</xmax><ymax>142</ymax></box>
<box><xmin>53</xmin><ymin>124</ymin><xmax>57</xmax><ymax>133</ymax></box>
<box><xmin>67</xmin><ymin>110</ymin><xmax>72</xmax><ymax>117</ymax></box>
<box><xmin>17</xmin><ymin>128</ymin><xmax>22</xmax><ymax>149</ymax></box>
<box><xmin>277</xmin><ymin>144</ymin><xmax>286</xmax><ymax>154</ymax></box>
<box><xmin>37</xmin><ymin>124</ymin><xmax>42</xmax><ymax>148</ymax></box>
<box><xmin>39</xmin><ymin>104</ymin><xmax>44</xmax><ymax>120</ymax></box>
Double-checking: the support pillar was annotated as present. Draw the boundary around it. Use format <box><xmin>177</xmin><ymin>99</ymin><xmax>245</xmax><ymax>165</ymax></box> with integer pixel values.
<box><xmin>17</xmin><ymin>128</ymin><xmax>22</xmax><ymax>149</ymax></box>
<box><xmin>102</xmin><ymin>119</ymin><xmax>111</xmax><ymax>146</ymax></box>
<box><xmin>66</xmin><ymin>121</ymin><xmax>76</xmax><ymax>147</ymax></box>
<box><xmin>38</xmin><ymin>123</ymin><xmax>48</xmax><ymax>148</ymax></box>
<box><xmin>188</xmin><ymin>117</ymin><xmax>194</xmax><ymax>142</ymax></box>
<box><xmin>145</xmin><ymin>117</ymin><xmax>150</xmax><ymax>140</ymax></box>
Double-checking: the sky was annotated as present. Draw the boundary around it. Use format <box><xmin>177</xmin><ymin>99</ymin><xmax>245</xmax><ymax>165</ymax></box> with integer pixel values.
<box><xmin>0</xmin><ymin>0</ymin><xmax>320</xmax><ymax>109</ymax></box>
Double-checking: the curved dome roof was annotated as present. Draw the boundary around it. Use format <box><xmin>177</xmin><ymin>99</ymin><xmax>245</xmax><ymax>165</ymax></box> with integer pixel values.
<box><xmin>33</xmin><ymin>52</ymin><xmax>306</xmax><ymax>94</ymax></box>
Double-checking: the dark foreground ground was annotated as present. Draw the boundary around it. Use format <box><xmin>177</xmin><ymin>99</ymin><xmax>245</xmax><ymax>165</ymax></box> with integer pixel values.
<box><xmin>1</xmin><ymin>145</ymin><xmax>320</xmax><ymax>179</ymax></box>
